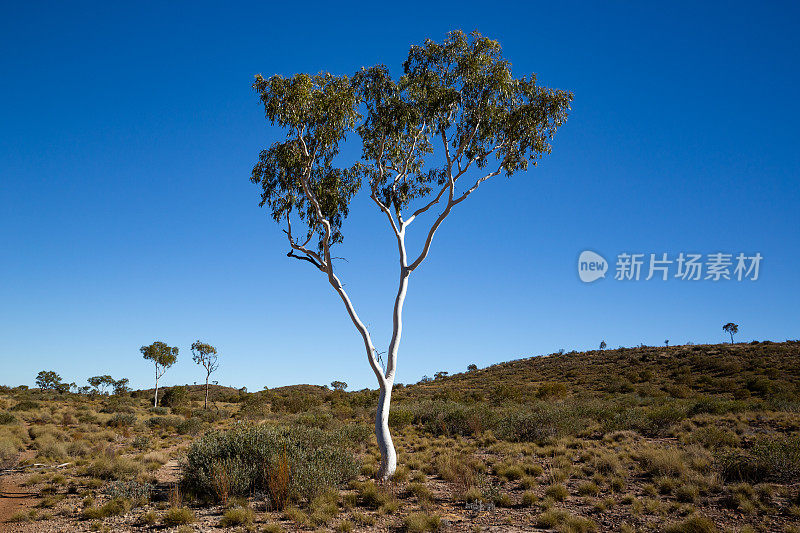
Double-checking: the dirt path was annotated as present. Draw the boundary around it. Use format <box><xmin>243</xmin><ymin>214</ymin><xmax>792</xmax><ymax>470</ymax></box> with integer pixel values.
<box><xmin>0</xmin><ymin>473</ymin><xmax>37</xmax><ymax>532</ymax></box>
<box><xmin>155</xmin><ymin>459</ymin><xmax>181</xmax><ymax>485</ymax></box>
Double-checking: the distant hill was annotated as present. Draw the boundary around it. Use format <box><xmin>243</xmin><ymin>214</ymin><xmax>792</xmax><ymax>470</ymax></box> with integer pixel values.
<box><xmin>400</xmin><ymin>340</ymin><xmax>800</xmax><ymax>403</ymax></box>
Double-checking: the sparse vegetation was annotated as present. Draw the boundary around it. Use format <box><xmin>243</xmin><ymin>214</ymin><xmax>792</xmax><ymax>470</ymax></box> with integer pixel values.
<box><xmin>0</xmin><ymin>341</ymin><xmax>798</xmax><ymax>530</ymax></box>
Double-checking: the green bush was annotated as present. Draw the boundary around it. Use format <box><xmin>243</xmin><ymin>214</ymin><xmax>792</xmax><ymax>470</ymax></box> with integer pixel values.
<box><xmin>162</xmin><ymin>507</ymin><xmax>195</xmax><ymax>526</ymax></box>
<box><xmin>220</xmin><ymin>505</ymin><xmax>254</xmax><ymax>527</ymax></box>
<box><xmin>160</xmin><ymin>386</ymin><xmax>189</xmax><ymax>408</ymax></box>
<box><xmin>496</xmin><ymin>404</ymin><xmax>586</xmax><ymax>443</ymax></box>
<box><xmin>105</xmin><ymin>481</ymin><xmax>153</xmax><ymax>503</ymax></box>
<box><xmin>388</xmin><ymin>407</ymin><xmax>414</xmax><ymax>429</ymax></box>
<box><xmin>403</xmin><ymin>511</ymin><xmax>441</xmax><ymax>532</ymax></box>
<box><xmin>107</xmin><ymin>413</ymin><xmax>136</xmax><ymax>427</ymax></box>
<box><xmin>663</xmin><ymin>514</ymin><xmax>717</xmax><ymax>533</ymax></box>
<box><xmin>145</xmin><ymin>416</ymin><xmax>182</xmax><ymax>429</ymax></box>
<box><xmin>176</xmin><ymin>418</ymin><xmax>204</xmax><ymax>435</ymax></box>
<box><xmin>10</xmin><ymin>400</ymin><xmax>40</xmax><ymax>411</ymax></box>
<box><xmin>718</xmin><ymin>434</ymin><xmax>800</xmax><ymax>483</ymax></box>
<box><xmin>0</xmin><ymin>412</ymin><xmax>18</xmax><ymax>425</ymax></box>
<box><xmin>181</xmin><ymin>424</ymin><xmax>359</xmax><ymax>504</ymax></box>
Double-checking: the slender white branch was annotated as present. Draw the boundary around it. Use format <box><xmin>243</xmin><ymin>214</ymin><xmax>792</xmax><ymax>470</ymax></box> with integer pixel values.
<box><xmin>328</xmin><ymin>270</ymin><xmax>386</xmax><ymax>383</ymax></box>
<box><xmin>291</xmin><ymin>135</ymin><xmax>387</xmax><ymax>384</ymax></box>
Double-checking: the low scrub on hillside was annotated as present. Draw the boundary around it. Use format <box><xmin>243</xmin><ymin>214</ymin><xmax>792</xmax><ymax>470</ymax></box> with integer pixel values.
<box><xmin>181</xmin><ymin>424</ymin><xmax>362</xmax><ymax>506</ymax></box>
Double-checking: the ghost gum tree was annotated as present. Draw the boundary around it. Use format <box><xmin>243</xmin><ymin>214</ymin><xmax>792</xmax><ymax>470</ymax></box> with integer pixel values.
<box><xmin>250</xmin><ymin>30</ymin><xmax>572</xmax><ymax>479</ymax></box>
<box><xmin>140</xmin><ymin>341</ymin><xmax>178</xmax><ymax>407</ymax></box>
<box><xmin>191</xmin><ymin>340</ymin><xmax>219</xmax><ymax>409</ymax></box>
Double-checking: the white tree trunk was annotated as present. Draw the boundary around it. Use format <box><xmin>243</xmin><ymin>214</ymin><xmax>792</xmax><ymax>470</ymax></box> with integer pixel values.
<box><xmin>375</xmin><ymin>380</ymin><xmax>396</xmax><ymax>479</ymax></box>
<box><xmin>154</xmin><ymin>378</ymin><xmax>159</xmax><ymax>407</ymax></box>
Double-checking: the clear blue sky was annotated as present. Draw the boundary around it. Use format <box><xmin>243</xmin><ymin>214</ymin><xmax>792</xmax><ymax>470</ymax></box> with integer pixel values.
<box><xmin>1</xmin><ymin>1</ymin><xmax>798</xmax><ymax>391</ymax></box>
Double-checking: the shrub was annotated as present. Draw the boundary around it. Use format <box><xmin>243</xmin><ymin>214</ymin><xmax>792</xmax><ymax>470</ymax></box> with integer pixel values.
<box><xmin>642</xmin><ymin>404</ymin><xmax>687</xmax><ymax>436</ymax></box>
<box><xmin>407</xmin><ymin>482</ymin><xmax>433</xmax><ymax>501</ymax></box>
<box><xmin>495</xmin><ymin>403</ymin><xmax>587</xmax><ymax>442</ymax></box>
<box><xmin>105</xmin><ymin>481</ymin><xmax>153</xmax><ymax>503</ymax></box>
<box><xmin>403</xmin><ymin>512</ymin><xmax>441</xmax><ymax>532</ymax></box>
<box><xmin>145</xmin><ymin>416</ymin><xmax>182</xmax><ymax>429</ymax></box>
<box><xmin>81</xmin><ymin>497</ymin><xmax>131</xmax><ymax>519</ymax></box>
<box><xmin>536</xmin><ymin>381</ymin><xmax>567</xmax><ymax>399</ymax></box>
<box><xmin>176</xmin><ymin>418</ymin><xmax>204</xmax><ymax>435</ymax></box>
<box><xmin>160</xmin><ymin>386</ymin><xmax>189</xmax><ymax>408</ymax></box>
<box><xmin>388</xmin><ymin>407</ymin><xmax>414</xmax><ymax>429</ymax></box>
<box><xmin>635</xmin><ymin>446</ymin><xmax>687</xmax><ymax>478</ymax></box>
<box><xmin>10</xmin><ymin>400</ymin><xmax>40</xmax><ymax>411</ymax></box>
<box><xmin>434</xmin><ymin>452</ymin><xmax>480</xmax><ymax>492</ymax></box>
<box><xmin>718</xmin><ymin>434</ymin><xmax>800</xmax><ymax>483</ymax></box>
<box><xmin>676</xmin><ymin>484</ymin><xmax>699</xmax><ymax>503</ymax></box>
<box><xmin>577</xmin><ymin>481</ymin><xmax>600</xmax><ymax>496</ymax></box>
<box><xmin>663</xmin><ymin>514</ymin><xmax>717</xmax><ymax>533</ymax></box>
<box><xmin>521</xmin><ymin>490</ymin><xmax>538</xmax><ymax>506</ymax></box>
<box><xmin>181</xmin><ymin>424</ymin><xmax>358</xmax><ymax>504</ymax></box>
<box><xmin>107</xmin><ymin>413</ymin><xmax>136</xmax><ymax>428</ymax></box>
<box><xmin>132</xmin><ymin>435</ymin><xmax>150</xmax><ymax>451</ymax></box>
<box><xmin>0</xmin><ymin>412</ymin><xmax>17</xmax><ymax>425</ymax></box>
<box><xmin>86</xmin><ymin>456</ymin><xmax>143</xmax><ymax>480</ymax></box>
<box><xmin>545</xmin><ymin>483</ymin><xmax>568</xmax><ymax>502</ymax></box>
<box><xmin>496</xmin><ymin>463</ymin><xmax>524</xmax><ymax>481</ymax></box>
<box><xmin>219</xmin><ymin>505</ymin><xmax>254</xmax><ymax>527</ymax></box>
<box><xmin>161</xmin><ymin>507</ymin><xmax>195</xmax><ymax>526</ymax></box>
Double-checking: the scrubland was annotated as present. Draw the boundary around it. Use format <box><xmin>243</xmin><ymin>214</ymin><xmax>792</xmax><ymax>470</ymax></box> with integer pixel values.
<box><xmin>1</xmin><ymin>341</ymin><xmax>799</xmax><ymax>532</ymax></box>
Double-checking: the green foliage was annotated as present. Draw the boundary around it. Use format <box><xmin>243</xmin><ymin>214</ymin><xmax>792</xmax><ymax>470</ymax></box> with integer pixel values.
<box><xmin>161</xmin><ymin>507</ymin><xmax>195</xmax><ymax>527</ymax></box>
<box><xmin>181</xmin><ymin>424</ymin><xmax>359</xmax><ymax>504</ymax></box>
<box><xmin>87</xmin><ymin>375</ymin><xmax>115</xmax><ymax>394</ymax></box>
<box><xmin>718</xmin><ymin>435</ymin><xmax>800</xmax><ymax>483</ymax></box>
<box><xmin>107</xmin><ymin>413</ymin><xmax>136</xmax><ymax>427</ymax></box>
<box><xmin>160</xmin><ymin>386</ymin><xmax>189</xmax><ymax>408</ymax></box>
<box><xmin>105</xmin><ymin>481</ymin><xmax>153</xmax><ymax>503</ymax></box>
<box><xmin>251</xmin><ymin>71</ymin><xmax>362</xmax><ymax>251</ymax></box>
<box><xmin>403</xmin><ymin>512</ymin><xmax>441</xmax><ymax>532</ymax></box>
<box><xmin>176</xmin><ymin>417</ymin><xmax>204</xmax><ymax>435</ymax></box>
<box><xmin>140</xmin><ymin>341</ymin><xmax>178</xmax><ymax>369</ymax></box>
<box><xmin>251</xmin><ymin>29</ymin><xmax>571</xmax><ymax>262</ymax></box>
<box><xmin>663</xmin><ymin>515</ymin><xmax>717</xmax><ymax>533</ymax></box>
<box><xmin>219</xmin><ymin>505</ymin><xmax>254</xmax><ymax>527</ymax></box>
<box><xmin>10</xmin><ymin>400</ymin><xmax>39</xmax><ymax>411</ymax></box>
<box><xmin>35</xmin><ymin>371</ymin><xmax>62</xmax><ymax>391</ymax></box>
<box><xmin>81</xmin><ymin>497</ymin><xmax>131</xmax><ymax>520</ymax></box>
<box><xmin>722</xmin><ymin>323</ymin><xmax>739</xmax><ymax>343</ymax></box>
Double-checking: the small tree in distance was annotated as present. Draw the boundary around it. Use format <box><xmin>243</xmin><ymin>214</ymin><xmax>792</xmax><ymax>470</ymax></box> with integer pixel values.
<box><xmin>113</xmin><ymin>378</ymin><xmax>130</xmax><ymax>395</ymax></box>
<box><xmin>467</xmin><ymin>364</ymin><xmax>478</xmax><ymax>372</ymax></box>
<box><xmin>599</xmin><ymin>341</ymin><xmax>607</xmax><ymax>351</ymax></box>
<box><xmin>140</xmin><ymin>341</ymin><xmax>178</xmax><ymax>407</ymax></box>
<box><xmin>35</xmin><ymin>370</ymin><xmax>62</xmax><ymax>391</ymax></box>
<box><xmin>191</xmin><ymin>341</ymin><xmax>219</xmax><ymax>410</ymax></box>
<box><xmin>88</xmin><ymin>375</ymin><xmax>115</xmax><ymax>395</ymax></box>
<box><xmin>723</xmin><ymin>323</ymin><xmax>739</xmax><ymax>344</ymax></box>
<box><xmin>331</xmin><ymin>380</ymin><xmax>348</xmax><ymax>392</ymax></box>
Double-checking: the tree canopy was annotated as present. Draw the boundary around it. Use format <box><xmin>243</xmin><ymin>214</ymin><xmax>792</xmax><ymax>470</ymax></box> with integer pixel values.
<box><xmin>140</xmin><ymin>341</ymin><xmax>179</xmax><ymax>371</ymax></box>
<box><xmin>36</xmin><ymin>370</ymin><xmax>62</xmax><ymax>391</ymax></box>
<box><xmin>251</xmin><ymin>30</ymin><xmax>572</xmax><ymax>262</ymax></box>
